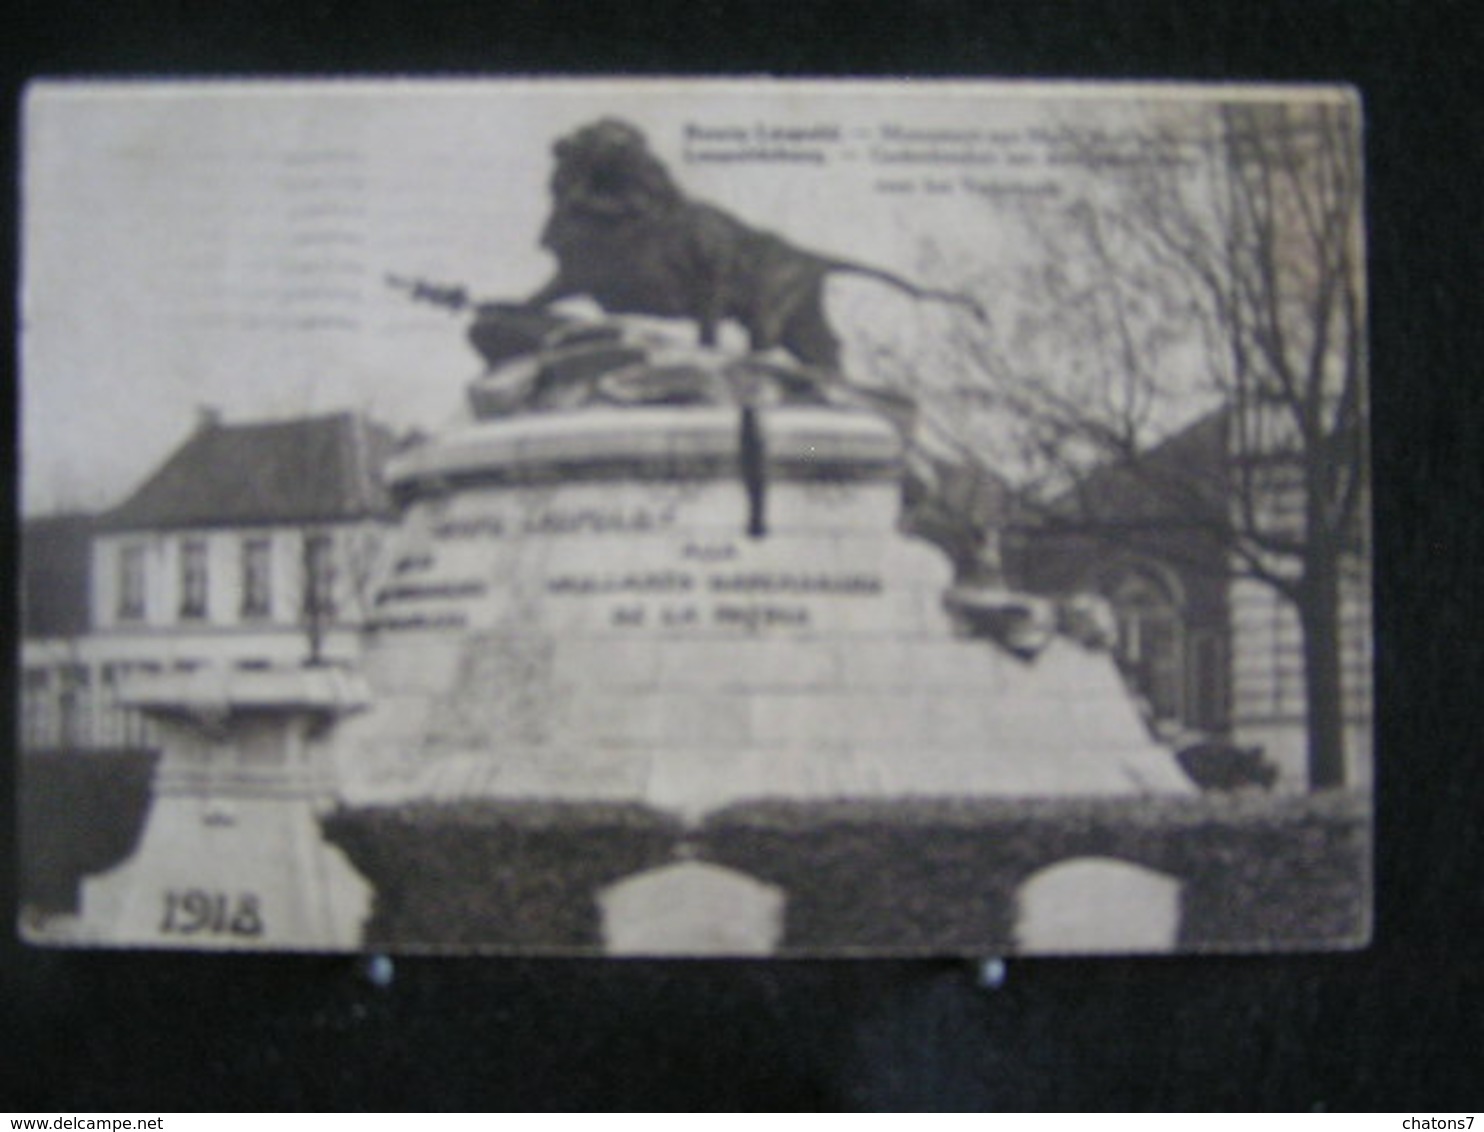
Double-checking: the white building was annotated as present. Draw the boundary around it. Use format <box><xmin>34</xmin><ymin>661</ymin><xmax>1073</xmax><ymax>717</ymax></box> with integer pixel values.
<box><xmin>21</xmin><ymin>411</ymin><xmax>400</xmax><ymax>751</ymax></box>
<box><xmin>1012</xmin><ymin>407</ymin><xmax>1371</xmax><ymax>791</ymax></box>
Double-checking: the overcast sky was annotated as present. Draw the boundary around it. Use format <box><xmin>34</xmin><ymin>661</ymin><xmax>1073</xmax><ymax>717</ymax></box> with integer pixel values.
<box><xmin>21</xmin><ymin>80</ymin><xmax>1307</xmax><ymax>515</ymax></box>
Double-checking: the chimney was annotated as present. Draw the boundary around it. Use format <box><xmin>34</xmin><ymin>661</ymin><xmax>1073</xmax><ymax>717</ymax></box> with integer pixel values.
<box><xmin>196</xmin><ymin>404</ymin><xmax>222</xmax><ymax>432</ymax></box>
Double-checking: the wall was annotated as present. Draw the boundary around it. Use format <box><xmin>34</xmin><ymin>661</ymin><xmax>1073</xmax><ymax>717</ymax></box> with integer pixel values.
<box><xmin>1228</xmin><ymin>559</ymin><xmax>1374</xmax><ymax>790</ymax></box>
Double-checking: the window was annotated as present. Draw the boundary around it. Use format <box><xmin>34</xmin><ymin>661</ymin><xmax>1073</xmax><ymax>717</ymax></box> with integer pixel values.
<box><xmin>241</xmin><ymin>537</ymin><xmax>273</xmax><ymax>619</ymax></box>
<box><xmin>1101</xmin><ymin>563</ymin><xmax>1185</xmax><ymax>728</ymax></box>
<box><xmin>21</xmin><ymin>667</ymin><xmax>52</xmax><ymax>748</ymax></box>
<box><xmin>179</xmin><ymin>539</ymin><xmax>209</xmax><ymax>621</ymax></box>
<box><xmin>100</xmin><ymin>662</ymin><xmax>157</xmax><ymax>747</ymax></box>
<box><xmin>117</xmin><ymin>544</ymin><xmax>147</xmax><ymax>621</ymax></box>
<box><xmin>1188</xmin><ymin>630</ymin><xmax>1230</xmax><ymax>734</ymax></box>
<box><xmin>58</xmin><ymin>664</ymin><xmax>92</xmax><ymax>748</ymax></box>
<box><xmin>303</xmin><ymin>532</ymin><xmax>337</xmax><ymax>621</ymax></box>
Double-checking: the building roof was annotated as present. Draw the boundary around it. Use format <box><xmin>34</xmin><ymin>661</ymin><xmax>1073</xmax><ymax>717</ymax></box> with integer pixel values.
<box><xmin>22</xmin><ymin>513</ymin><xmax>95</xmax><ymax>638</ymax></box>
<box><xmin>1008</xmin><ymin>409</ymin><xmax>1231</xmax><ymax>622</ymax></box>
<box><xmin>1042</xmin><ymin>408</ymin><xmax>1230</xmax><ymax>527</ymax></box>
<box><xmin>100</xmin><ymin>412</ymin><xmax>398</xmax><ymax>531</ymax></box>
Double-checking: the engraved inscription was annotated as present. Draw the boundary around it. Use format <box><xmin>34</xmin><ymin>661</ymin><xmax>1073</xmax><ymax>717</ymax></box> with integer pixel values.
<box><xmin>160</xmin><ymin>890</ymin><xmax>264</xmax><ymax>937</ymax></box>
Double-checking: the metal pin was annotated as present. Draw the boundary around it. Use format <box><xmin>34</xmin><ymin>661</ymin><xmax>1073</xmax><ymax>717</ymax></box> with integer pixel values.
<box><xmin>976</xmin><ymin>956</ymin><xmax>1008</xmax><ymax>990</ymax></box>
<box><xmin>361</xmin><ymin>953</ymin><xmax>395</xmax><ymax>988</ymax></box>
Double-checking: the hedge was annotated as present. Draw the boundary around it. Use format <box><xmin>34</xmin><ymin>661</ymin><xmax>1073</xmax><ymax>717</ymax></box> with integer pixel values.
<box><xmin>700</xmin><ymin>792</ymin><xmax>1370</xmax><ymax>953</ymax></box>
<box><xmin>321</xmin><ymin>801</ymin><xmax>685</xmax><ymax>950</ymax></box>
<box><xmin>320</xmin><ymin>791</ymin><xmax>1369</xmax><ymax>954</ymax></box>
<box><xmin>19</xmin><ymin>749</ymin><xmax>160</xmax><ymax>914</ymax></box>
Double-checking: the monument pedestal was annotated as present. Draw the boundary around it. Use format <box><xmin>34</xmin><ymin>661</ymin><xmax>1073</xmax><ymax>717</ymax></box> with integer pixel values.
<box><xmin>81</xmin><ymin>667</ymin><xmax>372</xmax><ymax>949</ymax></box>
<box><xmin>334</xmin><ymin>404</ymin><xmax>1191</xmax><ymax>820</ymax></box>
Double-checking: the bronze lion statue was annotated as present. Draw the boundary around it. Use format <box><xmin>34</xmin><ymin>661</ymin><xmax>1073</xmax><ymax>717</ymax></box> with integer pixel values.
<box><xmin>525</xmin><ymin>118</ymin><xmax>983</xmax><ymax>370</ymax></box>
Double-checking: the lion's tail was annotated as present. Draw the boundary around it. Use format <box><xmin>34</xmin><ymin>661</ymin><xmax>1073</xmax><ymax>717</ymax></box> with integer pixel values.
<box><xmin>828</xmin><ymin>262</ymin><xmax>987</xmax><ymax>322</ymax></box>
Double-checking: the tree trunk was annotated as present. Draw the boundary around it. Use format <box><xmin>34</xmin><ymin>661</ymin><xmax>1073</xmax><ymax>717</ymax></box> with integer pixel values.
<box><xmin>1299</xmin><ymin>550</ymin><xmax>1348</xmax><ymax>789</ymax></box>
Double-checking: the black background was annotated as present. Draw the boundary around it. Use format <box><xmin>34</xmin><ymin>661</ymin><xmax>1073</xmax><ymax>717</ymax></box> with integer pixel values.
<box><xmin>3</xmin><ymin>0</ymin><xmax>1481</xmax><ymax>1111</ymax></box>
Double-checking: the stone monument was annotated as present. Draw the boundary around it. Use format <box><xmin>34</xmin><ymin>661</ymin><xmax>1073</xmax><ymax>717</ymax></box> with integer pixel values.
<box><xmin>316</xmin><ymin>310</ymin><xmax>1196</xmax><ymax>951</ymax></box>
<box><xmin>65</xmin><ymin>116</ymin><xmax>1192</xmax><ymax>953</ymax></box>
<box><xmin>77</xmin><ymin>667</ymin><xmax>373</xmax><ymax>949</ymax></box>
<box><xmin>329</xmin><ymin>304</ymin><xmax>1193</xmax><ymax>824</ymax></box>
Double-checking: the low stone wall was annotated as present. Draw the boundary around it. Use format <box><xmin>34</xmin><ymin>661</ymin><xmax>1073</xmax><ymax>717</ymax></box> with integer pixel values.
<box><xmin>321</xmin><ymin>791</ymin><xmax>1369</xmax><ymax>954</ymax></box>
<box><xmin>19</xmin><ymin>749</ymin><xmax>160</xmax><ymax>913</ymax></box>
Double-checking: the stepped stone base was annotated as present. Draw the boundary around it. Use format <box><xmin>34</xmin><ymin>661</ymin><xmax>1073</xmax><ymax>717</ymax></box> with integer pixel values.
<box><xmin>334</xmin><ymin>406</ymin><xmax>1191</xmax><ymax>819</ymax></box>
<box><xmin>72</xmin><ymin>671</ymin><xmax>373</xmax><ymax>949</ymax></box>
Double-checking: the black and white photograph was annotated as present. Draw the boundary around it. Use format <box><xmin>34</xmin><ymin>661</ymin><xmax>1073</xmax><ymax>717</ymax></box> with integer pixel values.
<box><xmin>18</xmin><ymin>78</ymin><xmax>1371</xmax><ymax>956</ymax></box>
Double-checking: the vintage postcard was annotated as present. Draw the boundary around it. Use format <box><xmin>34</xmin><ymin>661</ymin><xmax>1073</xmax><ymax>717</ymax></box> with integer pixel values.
<box><xmin>18</xmin><ymin>79</ymin><xmax>1371</xmax><ymax>954</ymax></box>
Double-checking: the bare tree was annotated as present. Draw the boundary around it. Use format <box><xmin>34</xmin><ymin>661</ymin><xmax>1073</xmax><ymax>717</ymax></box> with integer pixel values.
<box><xmin>932</xmin><ymin>97</ymin><xmax>1367</xmax><ymax>789</ymax></box>
<box><xmin>299</xmin><ymin>523</ymin><xmax>390</xmax><ymax>668</ymax></box>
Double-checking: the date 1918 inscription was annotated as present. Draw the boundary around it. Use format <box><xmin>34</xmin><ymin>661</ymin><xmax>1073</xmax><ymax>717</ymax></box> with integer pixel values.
<box><xmin>160</xmin><ymin>889</ymin><xmax>264</xmax><ymax>937</ymax></box>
